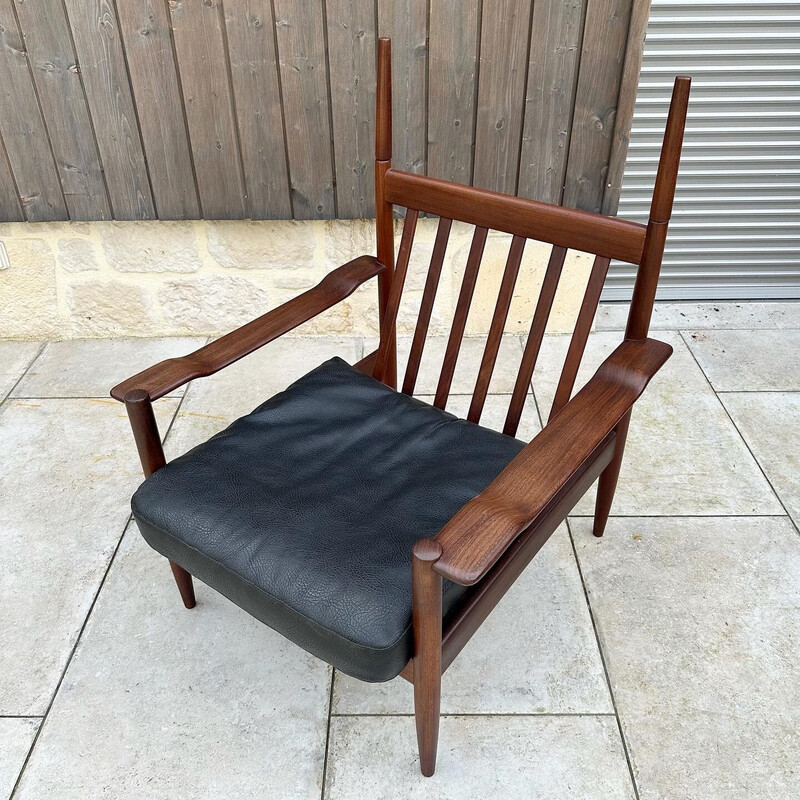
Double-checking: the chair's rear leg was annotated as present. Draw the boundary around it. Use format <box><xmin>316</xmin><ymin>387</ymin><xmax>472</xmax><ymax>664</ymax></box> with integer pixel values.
<box><xmin>412</xmin><ymin>539</ymin><xmax>443</xmax><ymax>777</ymax></box>
<box><xmin>169</xmin><ymin>560</ymin><xmax>196</xmax><ymax>609</ymax></box>
<box><xmin>593</xmin><ymin>411</ymin><xmax>632</xmax><ymax>537</ymax></box>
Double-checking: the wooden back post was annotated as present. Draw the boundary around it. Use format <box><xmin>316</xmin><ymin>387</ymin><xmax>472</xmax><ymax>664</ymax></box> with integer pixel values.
<box><xmin>626</xmin><ymin>76</ymin><xmax>691</xmax><ymax>339</ymax></box>
<box><xmin>375</xmin><ymin>37</ymin><xmax>397</xmax><ymax>387</ymax></box>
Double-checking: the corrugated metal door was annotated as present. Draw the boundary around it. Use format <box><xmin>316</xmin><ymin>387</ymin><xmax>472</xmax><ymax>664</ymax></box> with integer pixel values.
<box><xmin>606</xmin><ymin>0</ymin><xmax>800</xmax><ymax>300</ymax></box>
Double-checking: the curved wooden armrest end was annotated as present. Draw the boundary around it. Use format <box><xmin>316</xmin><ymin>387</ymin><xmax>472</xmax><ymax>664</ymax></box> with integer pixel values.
<box><xmin>111</xmin><ymin>256</ymin><xmax>384</xmax><ymax>402</ymax></box>
<box><xmin>433</xmin><ymin>337</ymin><xmax>673</xmax><ymax>586</ymax></box>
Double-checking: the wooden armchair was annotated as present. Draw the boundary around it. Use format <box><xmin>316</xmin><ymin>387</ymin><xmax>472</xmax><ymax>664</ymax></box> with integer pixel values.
<box><xmin>111</xmin><ymin>38</ymin><xmax>689</xmax><ymax>776</ymax></box>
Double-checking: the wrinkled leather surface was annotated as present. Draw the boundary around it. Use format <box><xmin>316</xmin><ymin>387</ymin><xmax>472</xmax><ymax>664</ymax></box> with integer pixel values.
<box><xmin>132</xmin><ymin>357</ymin><xmax>524</xmax><ymax>682</ymax></box>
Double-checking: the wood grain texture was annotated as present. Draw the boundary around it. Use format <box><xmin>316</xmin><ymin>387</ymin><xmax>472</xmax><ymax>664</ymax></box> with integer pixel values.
<box><xmin>402</xmin><ymin>216</ymin><xmax>452</xmax><ymax>395</ymax></box>
<box><xmin>116</xmin><ymin>0</ymin><xmax>199</xmax><ymax>219</ymax></box>
<box><xmin>170</xmin><ymin>0</ymin><xmax>246</xmax><ymax>219</ymax></box>
<box><xmin>563</xmin><ymin>0</ymin><xmax>633</xmax><ymax>212</ymax></box>
<box><xmin>411</xmin><ymin>538</ymin><xmax>443</xmax><ymax>777</ymax></box>
<box><xmin>0</xmin><ymin>0</ymin><xmax>66</xmax><ymax>221</ymax></box>
<box><xmin>434</xmin><ymin>337</ymin><xmax>673</xmax><ymax>585</ymax></box>
<box><xmin>627</xmin><ymin>77</ymin><xmax>689</xmax><ymax>338</ymax></box>
<box><xmin>374</xmin><ymin>41</ymin><xmax>396</xmax><ymax>382</ymax></box>
<box><xmin>13</xmin><ymin>0</ymin><xmax>110</xmax><ymax>220</ymax></box>
<box><xmin>518</xmin><ymin>0</ymin><xmax>586</xmax><ymax>204</ymax></box>
<box><xmin>377</xmin><ymin>0</ymin><xmax>427</xmax><ymax>175</ymax></box>
<box><xmin>123</xmin><ymin>388</ymin><xmax>197</xmax><ymax>608</ymax></box>
<box><xmin>224</xmin><ymin>0</ymin><xmax>292</xmax><ymax>219</ymax></box>
<box><xmin>427</xmin><ymin>0</ymin><xmax>479</xmax><ymax>184</ymax></box>
<box><xmin>433</xmin><ymin>226</ymin><xmax>488</xmax><ymax>408</ymax></box>
<box><xmin>550</xmin><ymin>254</ymin><xmax>611</xmax><ymax>419</ymax></box>
<box><xmin>384</xmin><ymin>169</ymin><xmax>646</xmax><ymax>264</ymax></box>
<box><xmin>472</xmin><ymin>0</ymin><xmax>533</xmax><ymax>194</ymax></box>
<box><xmin>65</xmin><ymin>0</ymin><xmax>155</xmax><ymax>219</ymax></box>
<box><xmin>601</xmin><ymin>0</ymin><xmax>651</xmax><ymax>215</ymax></box>
<box><xmin>326</xmin><ymin>0</ymin><xmax>376</xmax><ymax>218</ymax></box>
<box><xmin>374</xmin><ymin>208</ymin><xmax>418</xmax><ymax>381</ymax></box>
<box><xmin>504</xmin><ymin>245</ymin><xmax>566</xmax><ymax>435</ymax></box>
<box><xmin>273</xmin><ymin>0</ymin><xmax>335</xmax><ymax>218</ymax></box>
<box><xmin>111</xmin><ymin>255</ymin><xmax>383</xmax><ymax>401</ymax></box>
<box><xmin>468</xmin><ymin>235</ymin><xmax>526</xmax><ymax>423</ymax></box>
<box><xmin>0</xmin><ymin>6</ymin><xmax>651</xmax><ymax>222</ymax></box>
<box><xmin>0</xmin><ymin>137</ymin><xmax>23</xmax><ymax>220</ymax></box>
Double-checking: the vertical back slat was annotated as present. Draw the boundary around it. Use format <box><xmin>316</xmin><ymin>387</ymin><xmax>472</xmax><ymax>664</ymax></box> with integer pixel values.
<box><xmin>468</xmin><ymin>235</ymin><xmax>526</xmax><ymax>422</ymax></box>
<box><xmin>402</xmin><ymin>216</ymin><xmax>453</xmax><ymax>395</ymax></box>
<box><xmin>504</xmin><ymin>245</ymin><xmax>567</xmax><ymax>436</ymax></box>
<box><xmin>373</xmin><ymin>209</ymin><xmax>419</xmax><ymax>381</ymax></box>
<box><xmin>433</xmin><ymin>226</ymin><xmax>489</xmax><ymax>409</ymax></box>
<box><xmin>549</xmin><ymin>254</ymin><xmax>611</xmax><ymax>421</ymax></box>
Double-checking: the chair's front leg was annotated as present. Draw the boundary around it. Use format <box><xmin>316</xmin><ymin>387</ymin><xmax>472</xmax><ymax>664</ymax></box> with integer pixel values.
<box><xmin>593</xmin><ymin>410</ymin><xmax>632</xmax><ymax>537</ymax></box>
<box><xmin>124</xmin><ymin>389</ymin><xmax>196</xmax><ymax>609</ymax></box>
<box><xmin>411</xmin><ymin>539</ymin><xmax>443</xmax><ymax>777</ymax></box>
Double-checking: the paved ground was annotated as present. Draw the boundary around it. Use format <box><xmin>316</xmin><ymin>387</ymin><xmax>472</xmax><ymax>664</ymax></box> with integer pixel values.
<box><xmin>1</xmin><ymin>301</ymin><xmax>798</xmax><ymax>799</ymax></box>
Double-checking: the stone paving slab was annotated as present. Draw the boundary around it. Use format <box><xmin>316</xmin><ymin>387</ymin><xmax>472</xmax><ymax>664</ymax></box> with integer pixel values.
<box><xmin>683</xmin><ymin>329</ymin><xmax>800</xmax><ymax>392</ymax></box>
<box><xmin>324</xmin><ymin>715</ymin><xmax>636</xmax><ymax>799</ymax></box>
<box><xmin>0</xmin><ymin>398</ymin><xmax>177</xmax><ymax>715</ymax></box>
<box><xmin>14</xmin><ymin>527</ymin><xmax>331</xmax><ymax>800</ymax></box>
<box><xmin>721</xmin><ymin>392</ymin><xmax>800</xmax><ymax>527</ymax></box>
<box><xmin>573</xmin><ymin>515</ymin><xmax>800</xmax><ymax>800</ymax></box>
<box><xmin>0</xmin><ymin>719</ymin><xmax>39</xmax><ymax>800</ymax></box>
<box><xmin>0</xmin><ymin>342</ymin><xmax>41</xmax><ymax>401</ymax></box>
<box><xmin>11</xmin><ymin>338</ymin><xmax>206</xmax><ymax>399</ymax></box>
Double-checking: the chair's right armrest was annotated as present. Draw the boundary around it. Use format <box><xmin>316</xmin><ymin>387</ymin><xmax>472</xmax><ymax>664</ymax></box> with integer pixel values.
<box><xmin>111</xmin><ymin>255</ymin><xmax>384</xmax><ymax>402</ymax></box>
<box><xmin>433</xmin><ymin>337</ymin><xmax>673</xmax><ymax>585</ymax></box>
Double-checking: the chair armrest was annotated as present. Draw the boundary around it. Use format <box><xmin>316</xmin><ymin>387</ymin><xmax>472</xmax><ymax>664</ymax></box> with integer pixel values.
<box><xmin>111</xmin><ymin>256</ymin><xmax>384</xmax><ymax>402</ymax></box>
<box><xmin>433</xmin><ymin>337</ymin><xmax>673</xmax><ymax>585</ymax></box>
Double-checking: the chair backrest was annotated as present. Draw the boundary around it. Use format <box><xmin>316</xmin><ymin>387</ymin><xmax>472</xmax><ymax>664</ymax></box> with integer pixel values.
<box><xmin>372</xmin><ymin>37</ymin><xmax>690</xmax><ymax>436</ymax></box>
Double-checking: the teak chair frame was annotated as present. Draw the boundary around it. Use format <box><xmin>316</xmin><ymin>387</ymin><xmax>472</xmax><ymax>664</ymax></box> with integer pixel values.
<box><xmin>112</xmin><ymin>37</ymin><xmax>690</xmax><ymax>777</ymax></box>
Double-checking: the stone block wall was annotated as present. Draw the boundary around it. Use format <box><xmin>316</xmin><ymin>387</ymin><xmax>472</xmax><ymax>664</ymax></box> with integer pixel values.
<box><xmin>0</xmin><ymin>219</ymin><xmax>595</xmax><ymax>340</ymax></box>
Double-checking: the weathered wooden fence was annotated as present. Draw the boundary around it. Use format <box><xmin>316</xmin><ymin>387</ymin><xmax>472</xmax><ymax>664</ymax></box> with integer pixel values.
<box><xmin>0</xmin><ymin>0</ymin><xmax>650</xmax><ymax>223</ymax></box>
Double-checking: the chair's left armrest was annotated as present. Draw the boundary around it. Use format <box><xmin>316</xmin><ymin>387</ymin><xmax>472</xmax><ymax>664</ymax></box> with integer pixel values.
<box><xmin>111</xmin><ymin>256</ymin><xmax>384</xmax><ymax>402</ymax></box>
<box><xmin>433</xmin><ymin>337</ymin><xmax>673</xmax><ymax>586</ymax></box>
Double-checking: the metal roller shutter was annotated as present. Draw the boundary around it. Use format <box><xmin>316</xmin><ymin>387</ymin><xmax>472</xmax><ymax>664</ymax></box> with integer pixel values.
<box><xmin>606</xmin><ymin>0</ymin><xmax>800</xmax><ymax>300</ymax></box>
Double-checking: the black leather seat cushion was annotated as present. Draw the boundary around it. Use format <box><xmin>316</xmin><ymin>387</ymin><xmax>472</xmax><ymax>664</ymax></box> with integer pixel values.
<box><xmin>132</xmin><ymin>357</ymin><xmax>524</xmax><ymax>682</ymax></box>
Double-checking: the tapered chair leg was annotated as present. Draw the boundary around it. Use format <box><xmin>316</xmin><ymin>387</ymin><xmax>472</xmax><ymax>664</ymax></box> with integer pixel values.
<box><xmin>411</xmin><ymin>539</ymin><xmax>443</xmax><ymax>777</ymax></box>
<box><xmin>169</xmin><ymin>560</ymin><xmax>196</xmax><ymax>609</ymax></box>
<box><xmin>593</xmin><ymin>411</ymin><xmax>632</xmax><ymax>537</ymax></box>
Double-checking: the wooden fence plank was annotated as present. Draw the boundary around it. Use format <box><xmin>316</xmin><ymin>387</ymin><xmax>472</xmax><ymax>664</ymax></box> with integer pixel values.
<box><xmin>116</xmin><ymin>0</ymin><xmax>199</xmax><ymax>219</ymax></box>
<box><xmin>518</xmin><ymin>0</ymin><xmax>586</xmax><ymax>205</ymax></box>
<box><xmin>0</xmin><ymin>136</ymin><xmax>24</xmax><ymax>221</ymax></box>
<box><xmin>224</xmin><ymin>0</ymin><xmax>292</xmax><ymax>219</ymax></box>
<box><xmin>0</xmin><ymin>0</ymin><xmax>66</xmax><ymax>221</ymax></box>
<box><xmin>169</xmin><ymin>0</ymin><xmax>246</xmax><ymax>219</ymax></box>
<box><xmin>377</xmin><ymin>0</ymin><xmax>427</xmax><ymax>175</ymax></box>
<box><xmin>602</xmin><ymin>0</ymin><xmax>651</xmax><ymax>215</ymax></box>
<box><xmin>472</xmin><ymin>0</ymin><xmax>533</xmax><ymax>195</ymax></box>
<box><xmin>14</xmin><ymin>0</ymin><xmax>110</xmax><ymax>220</ymax></box>
<box><xmin>0</xmin><ymin>1</ymin><xmax>647</xmax><ymax>223</ymax></box>
<box><xmin>563</xmin><ymin>0</ymin><xmax>633</xmax><ymax>213</ymax></box>
<box><xmin>427</xmin><ymin>0</ymin><xmax>479</xmax><ymax>185</ymax></box>
<box><xmin>325</xmin><ymin>0</ymin><xmax>376</xmax><ymax>218</ymax></box>
<box><xmin>273</xmin><ymin>0</ymin><xmax>335</xmax><ymax>218</ymax></box>
<box><xmin>64</xmin><ymin>0</ymin><xmax>155</xmax><ymax>219</ymax></box>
